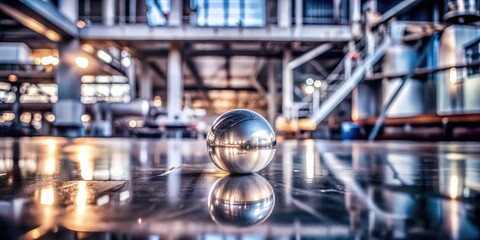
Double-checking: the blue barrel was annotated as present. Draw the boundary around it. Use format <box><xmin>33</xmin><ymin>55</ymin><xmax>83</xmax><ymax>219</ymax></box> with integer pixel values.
<box><xmin>341</xmin><ymin>122</ymin><xmax>362</xmax><ymax>140</ymax></box>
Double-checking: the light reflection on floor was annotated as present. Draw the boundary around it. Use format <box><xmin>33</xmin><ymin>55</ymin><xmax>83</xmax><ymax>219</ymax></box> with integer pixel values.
<box><xmin>0</xmin><ymin>137</ymin><xmax>479</xmax><ymax>239</ymax></box>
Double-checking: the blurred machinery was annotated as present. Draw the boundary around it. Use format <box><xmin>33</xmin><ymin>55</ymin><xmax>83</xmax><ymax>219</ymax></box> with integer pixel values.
<box><xmin>91</xmin><ymin>99</ymin><xmax>150</xmax><ymax>137</ymax></box>
<box><xmin>276</xmin><ymin>0</ymin><xmax>480</xmax><ymax>140</ymax></box>
<box><xmin>86</xmin><ymin>99</ymin><xmax>202</xmax><ymax>138</ymax></box>
<box><xmin>0</xmin><ymin>0</ymin><xmax>480</xmax><ymax>140</ymax></box>
<box><xmin>444</xmin><ymin>0</ymin><xmax>480</xmax><ymax>23</ymax></box>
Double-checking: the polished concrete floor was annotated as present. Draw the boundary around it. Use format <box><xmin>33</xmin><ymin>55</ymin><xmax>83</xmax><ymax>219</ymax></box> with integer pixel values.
<box><xmin>0</xmin><ymin>137</ymin><xmax>479</xmax><ymax>239</ymax></box>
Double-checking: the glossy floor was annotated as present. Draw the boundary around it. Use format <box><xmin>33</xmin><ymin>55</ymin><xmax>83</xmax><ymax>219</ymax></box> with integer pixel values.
<box><xmin>0</xmin><ymin>137</ymin><xmax>479</xmax><ymax>239</ymax></box>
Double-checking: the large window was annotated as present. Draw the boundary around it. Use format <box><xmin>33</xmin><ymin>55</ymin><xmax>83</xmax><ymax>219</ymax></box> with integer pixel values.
<box><xmin>193</xmin><ymin>0</ymin><xmax>265</xmax><ymax>27</ymax></box>
<box><xmin>81</xmin><ymin>75</ymin><xmax>131</xmax><ymax>104</ymax></box>
<box><xmin>0</xmin><ymin>83</ymin><xmax>57</xmax><ymax>103</ymax></box>
<box><xmin>146</xmin><ymin>0</ymin><xmax>171</xmax><ymax>26</ymax></box>
<box><xmin>302</xmin><ymin>0</ymin><xmax>349</xmax><ymax>25</ymax></box>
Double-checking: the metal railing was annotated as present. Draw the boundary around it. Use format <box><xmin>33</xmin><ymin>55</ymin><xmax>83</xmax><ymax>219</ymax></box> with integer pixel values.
<box><xmin>285</xmin><ymin>20</ymin><xmax>389</xmax><ymax>122</ymax></box>
<box><xmin>300</xmin><ymin>24</ymin><xmax>391</xmax><ymax>125</ymax></box>
<box><xmin>78</xmin><ymin>0</ymin><xmax>351</xmax><ymax>27</ymax></box>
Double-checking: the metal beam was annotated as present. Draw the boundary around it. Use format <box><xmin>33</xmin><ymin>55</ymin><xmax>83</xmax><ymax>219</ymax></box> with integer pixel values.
<box><xmin>155</xmin><ymin>86</ymin><xmax>258</xmax><ymax>92</ymax></box>
<box><xmin>364</xmin><ymin>60</ymin><xmax>480</xmax><ymax>81</ymax></box>
<box><xmin>79</xmin><ymin>25</ymin><xmax>352</xmax><ymax>42</ymax></box>
<box><xmin>0</xmin><ymin>0</ymin><xmax>77</xmax><ymax>41</ymax></box>
<box><xmin>141</xmin><ymin>49</ymin><xmax>282</xmax><ymax>58</ymax></box>
<box><xmin>118</xmin><ymin>48</ymin><xmax>342</xmax><ymax>59</ymax></box>
<box><xmin>149</xmin><ymin>62</ymin><xmax>167</xmax><ymax>81</ymax></box>
<box><xmin>58</xmin><ymin>0</ymin><xmax>78</xmax><ymax>23</ymax></box>
<box><xmin>375</xmin><ymin>0</ymin><xmax>423</xmax><ymax>27</ymax></box>
<box><xmin>308</xmin><ymin>60</ymin><xmax>329</xmax><ymax>78</ymax></box>
<box><xmin>289</xmin><ymin>44</ymin><xmax>334</xmax><ymax>69</ymax></box>
<box><xmin>138</xmin><ymin>50</ymin><xmax>170</xmax><ymax>57</ymax></box>
<box><xmin>282</xmin><ymin>49</ymin><xmax>293</xmax><ymax>119</ymax></box>
<box><xmin>249</xmin><ymin>58</ymin><xmax>267</xmax><ymax>96</ymax></box>
<box><xmin>283</xmin><ymin>43</ymin><xmax>333</xmax><ymax>119</ymax></box>
<box><xmin>184</xmin><ymin>55</ymin><xmax>211</xmax><ymax>102</ymax></box>
<box><xmin>112</xmin><ymin>41</ymin><xmax>166</xmax><ymax>85</ymax></box>
<box><xmin>310</xmin><ymin>38</ymin><xmax>392</xmax><ymax>124</ymax></box>
<box><xmin>267</xmin><ymin>61</ymin><xmax>276</xmax><ymax>125</ymax></box>
<box><xmin>325</xmin><ymin>57</ymin><xmax>346</xmax><ymax>84</ymax></box>
<box><xmin>80</xmin><ymin>44</ymin><xmax>126</xmax><ymax>76</ymax></box>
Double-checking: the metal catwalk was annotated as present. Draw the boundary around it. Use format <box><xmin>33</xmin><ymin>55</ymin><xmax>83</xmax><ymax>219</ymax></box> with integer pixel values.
<box><xmin>0</xmin><ymin>138</ymin><xmax>479</xmax><ymax>239</ymax></box>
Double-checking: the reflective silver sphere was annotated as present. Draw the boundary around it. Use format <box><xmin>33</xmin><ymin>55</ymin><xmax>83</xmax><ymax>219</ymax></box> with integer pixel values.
<box><xmin>208</xmin><ymin>174</ymin><xmax>275</xmax><ymax>227</ymax></box>
<box><xmin>206</xmin><ymin>109</ymin><xmax>276</xmax><ymax>174</ymax></box>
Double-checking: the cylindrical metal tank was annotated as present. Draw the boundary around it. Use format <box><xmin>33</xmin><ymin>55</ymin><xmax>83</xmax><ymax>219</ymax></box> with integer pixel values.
<box><xmin>382</xmin><ymin>43</ymin><xmax>424</xmax><ymax>117</ymax></box>
<box><xmin>444</xmin><ymin>0</ymin><xmax>480</xmax><ymax>24</ymax></box>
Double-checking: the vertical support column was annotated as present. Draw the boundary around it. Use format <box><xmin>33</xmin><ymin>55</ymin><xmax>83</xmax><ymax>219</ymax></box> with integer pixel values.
<box><xmin>351</xmin><ymin>0</ymin><xmax>361</xmax><ymax>38</ymax></box>
<box><xmin>129</xmin><ymin>0</ymin><xmax>137</xmax><ymax>23</ymax></box>
<box><xmin>59</xmin><ymin>0</ymin><xmax>78</xmax><ymax>23</ymax></box>
<box><xmin>365</xmin><ymin>1</ymin><xmax>377</xmax><ymax>77</ymax></box>
<box><xmin>277</xmin><ymin>0</ymin><xmax>291</xmax><ymax>28</ymax></box>
<box><xmin>119</xmin><ymin>0</ymin><xmax>126</xmax><ymax>24</ymax></box>
<box><xmin>345</xmin><ymin>40</ymin><xmax>354</xmax><ymax>121</ymax></box>
<box><xmin>333</xmin><ymin>0</ymin><xmax>341</xmax><ymax>23</ymax></box>
<box><xmin>239</xmin><ymin>0</ymin><xmax>245</xmax><ymax>26</ymax></box>
<box><xmin>139</xmin><ymin>63</ymin><xmax>152</xmax><ymax>100</ymax></box>
<box><xmin>54</xmin><ymin>39</ymin><xmax>85</xmax><ymax>137</ymax></box>
<box><xmin>345</xmin><ymin>41</ymin><xmax>354</xmax><ymax>80</ymax></box>
<box><xmin>103</xmin><ymin>0</ymin><xmax>116</xmax><ymax>26</ymax></box>
<box><xmin>267</xmin><ymin>60</ymin><xmax>276</xmax><ymax>125</ymax></box>
<box><xmin>167</xmin><ymin>42</ymin><xmax>183</xmax><ymax>120</ymax></box>
<box><xmin>365</xmin><ymin>31</ymin><xmax>375</xmax><ymax>77</ymax></box>
<box><xmin>433</xmin><ymin>0</ymin><xmax>440</xmax><ymax>23</ymax></box>
<box><xmin>10</xmin><ymin>84</ymin><xmax>22</xmax><ymax>136</ymax></box>
<box><xmin>224</xmin><ymin>0</ymin><xmax>229</xmax><ymax>26</ymax></box>
<box><xmin>351</xmin><ymin>86</ymin><xmax>360</xmax><ymax>121</ymax></box>
<box><xmin>425</xmin><ymin>0</ymin><xmax>440</xmax><ymax>113</ymax></box>
<box><xmin>312</xmin><ymin>88</ymin><xmax>320</xmax><ymax>112</ymax></box>
<box><xmin>282</xmin><ymin>48</ymin><xmax>292</xmax><ymax>120</ymax></box>
<box><xmin>169</xmin><ymin>0</ymin><xmax>183</xmax><ymax>26</ymax></box>
<box><xmin>127</xmin><ymin>58</ymin><xmax>137</xmax><ymax>100</ymax></box>
<box><xmin>294</xmin><ymin>0</ymin><xmax>303</xmax><ymax>31</ymax></box>
<box><xmin>365</xmin><ymin>2</ymin><xmax>377</xmax><ymax>78</ymax></box>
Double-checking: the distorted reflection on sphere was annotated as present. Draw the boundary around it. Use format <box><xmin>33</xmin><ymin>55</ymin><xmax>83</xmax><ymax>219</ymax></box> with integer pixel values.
<box><xmin>208</xmin><ymin>174</ymin><xmax>275</xmax><ymax>227</ymax></box>
<box><xmin>206</xmin><ymin>109</ymin><xmax>276</xmax><ymax>174</ymax></box>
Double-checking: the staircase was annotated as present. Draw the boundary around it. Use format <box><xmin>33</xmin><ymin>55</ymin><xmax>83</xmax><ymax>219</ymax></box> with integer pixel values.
<box><xmin>310</xmin><ymin>36</ymin><xmax>391</xmax><ymax>124</ymax></box>
<box><xmin>289</xmin><ymin>25</ymin><xmax>393</xmax><ymax>125</ymax></box>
